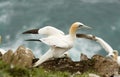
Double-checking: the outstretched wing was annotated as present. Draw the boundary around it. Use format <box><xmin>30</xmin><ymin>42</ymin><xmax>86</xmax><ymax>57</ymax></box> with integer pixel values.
<box><xmin>23</xmin><ymin>26</ymin><xmax>64</xmax><ymax>36</ymax></box>
<box><xmin>40</xmin><ymin>36</ymin><xmax>71</xmax><ymax>48</ymax></box>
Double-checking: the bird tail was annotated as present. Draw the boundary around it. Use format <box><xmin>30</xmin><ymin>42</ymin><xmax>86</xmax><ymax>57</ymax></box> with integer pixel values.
<box><xmin>33</xmin><ymin>47</ymin><xmax>54</xmax><ymax>67</ymax></box>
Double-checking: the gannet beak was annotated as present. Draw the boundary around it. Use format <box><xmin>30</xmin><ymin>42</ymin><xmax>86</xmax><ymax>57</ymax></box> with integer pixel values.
<box><xmin>82</xmin><ymin>25</ymin><xmax>92</xmax><ymax>29</ymax></box>
<box><xmin>22</xmin><ymin>29</ymin><xmax>39</xmax><ymax>34</ymax></box>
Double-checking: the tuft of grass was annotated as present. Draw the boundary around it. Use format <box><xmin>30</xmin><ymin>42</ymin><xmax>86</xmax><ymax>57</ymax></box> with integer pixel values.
<box><xmin>0</xmin><ymin>60</ymin><xmax>99</xmax><ymax>77</ymax></box>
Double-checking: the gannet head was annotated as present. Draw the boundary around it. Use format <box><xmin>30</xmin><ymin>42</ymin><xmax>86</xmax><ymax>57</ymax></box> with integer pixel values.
<box><xmin>109</xmin><ymin>50</ymin><xmax>118</xmax><ymax>61</ymax></box>
<box><xmin>71</xmin><ymin>22</ymin><xmax>91</xmax><ymax>30</ymax></box>
<box><xmin>69</xmin><ymin>22</ymin><xmax>91</xmax><ymax>36</ymax></box>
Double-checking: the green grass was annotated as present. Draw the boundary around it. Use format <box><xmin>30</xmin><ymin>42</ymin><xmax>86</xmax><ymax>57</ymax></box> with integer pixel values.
<box><xmin>0</xmin><ymin>60</ymin><xmax>99</xmax><ymax>77</ymax></box>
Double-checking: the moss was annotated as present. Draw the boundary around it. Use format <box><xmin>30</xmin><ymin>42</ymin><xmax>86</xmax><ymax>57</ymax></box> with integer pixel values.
<box><xmin>7</xmin><ymin>67</ymin><xmax>30</xmax><ymax>77</ymax></box>
<box><xmin>0</xmin><ymin>60</ymin><xmax>99</xmax><ymax>77</ymax></box>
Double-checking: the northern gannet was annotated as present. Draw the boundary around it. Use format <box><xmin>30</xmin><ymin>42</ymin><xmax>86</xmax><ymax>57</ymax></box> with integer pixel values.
<box><xmin>23</xmin><ymin>22</ymin><xmax>91</xmax><ymax>67</ymax></box>
<box><xmin>76</xmin><ymin>34</ymin><xmax>114</xmax><ymax>57</ymax></box>
<box><xmin>112</xmin><ymin>50</ymin><xmax>120</xmax><ymax>66</ymax></box>
<box><xmin>77</xmin><ymin>34</ymin><xmax>120</xmax><ymax>66</ymax></box>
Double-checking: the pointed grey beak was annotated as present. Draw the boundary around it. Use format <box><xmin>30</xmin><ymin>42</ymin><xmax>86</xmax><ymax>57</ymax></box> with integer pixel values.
<box><xmin>82</xmin><ymin>25</ymin><xmax>92</xmax><ymax>29</ymax></box>
<box><xmin>22</xmin><ymin>29</ymin><xmax>39</xmax><ymax>34</ymax></box>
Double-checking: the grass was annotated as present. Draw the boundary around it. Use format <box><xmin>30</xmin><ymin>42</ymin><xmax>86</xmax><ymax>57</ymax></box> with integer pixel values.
<box><xmin>0</xmin><ymin>60</ymin><xmax>99</xmax><ymax>77</ymax></box>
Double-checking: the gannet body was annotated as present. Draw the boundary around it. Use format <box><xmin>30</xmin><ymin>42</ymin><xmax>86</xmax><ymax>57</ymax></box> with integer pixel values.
<box><xmin>23</xmin><ymin>22</ymin><xmax>91</xmax><ymax>67</ymax></box>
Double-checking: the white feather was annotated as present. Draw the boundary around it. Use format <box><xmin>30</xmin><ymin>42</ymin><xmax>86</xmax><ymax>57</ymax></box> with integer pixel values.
<box><xmin>40</xmin><ymin>35</ymin><xmax>73</xmax><ymax>48</ymax></box>
<box><xmin>38</xmin><ymin>26</ymin><xmax>65</xmax><ymax>36</ymax></box>
<box><xmin>95</xmin><ymin>37</ymin><xmax>114</xmax><ymax>56</ymax></box>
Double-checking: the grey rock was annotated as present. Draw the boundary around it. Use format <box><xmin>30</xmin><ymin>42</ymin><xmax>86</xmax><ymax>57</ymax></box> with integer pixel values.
<box><xmin>80</xmin><ymin>53</ymin><xmax>89</xmax><ymax>61</ymax></box>
<box><xmin>2</xmin><ymin>49</ymin><xmax>13</xmax><ymax>64</ymax></box>
<box><xmin>92</xmin><ymin>55</ymin><xmax>119</xmax><ymax>77</ymax></box>
<box><xmin>11</xmin><ymin>45</ymin><xmax>35</xmax><ymax>68</ymax></box>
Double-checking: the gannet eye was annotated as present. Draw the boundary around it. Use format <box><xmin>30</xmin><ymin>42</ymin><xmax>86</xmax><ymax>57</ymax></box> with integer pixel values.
<box><xmin>78</xmin><ymin>24</ymin><xmax>83</xmax><ymax>27</ymax></box>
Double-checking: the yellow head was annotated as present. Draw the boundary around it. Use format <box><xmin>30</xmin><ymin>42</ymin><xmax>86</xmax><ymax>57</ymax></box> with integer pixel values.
<box><xmin>69</xmin><ymin>22</ymin><xmax>91</xmax><ymax>36</ymax></box>
<box><xmin>112</xmin><ymin>50</ymin><xmax>119</xmax><ymax>61</ymax></box>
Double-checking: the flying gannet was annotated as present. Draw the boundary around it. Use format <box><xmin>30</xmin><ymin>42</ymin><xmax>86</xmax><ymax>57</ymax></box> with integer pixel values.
<box><xmin>23</xmin><ymin>22</ymin><xmax>91</xmax><ymax>67</ymax></box>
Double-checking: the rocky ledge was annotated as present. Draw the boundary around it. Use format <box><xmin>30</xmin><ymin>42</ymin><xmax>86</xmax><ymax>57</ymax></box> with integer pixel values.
<box><xmin>0</xmin><ymin>45</ymin><xmax>120</xmax><ymax>77</ymax></box>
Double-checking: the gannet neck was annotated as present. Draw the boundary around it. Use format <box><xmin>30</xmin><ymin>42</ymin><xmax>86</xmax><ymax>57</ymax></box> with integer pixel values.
<box><xmin>69</xmin><ymin>23</ymin><xmax>78</xmax><ymax>40</ymax></box>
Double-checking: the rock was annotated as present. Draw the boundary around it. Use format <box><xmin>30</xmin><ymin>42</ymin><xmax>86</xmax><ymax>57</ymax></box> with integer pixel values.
<box><xmin>92</xmin><ymin>55</ymin><xmax>119</xmax><ymax>77</ymax></box>
<box><xmin>11</xmin><ymin>45</ymin><xmax>35</xmax><ymax>68</ymax></box>
<box><xmin>0</xmin><ymin>48</ymin><xmax>7</xmax><ymax>55</ymax></box>
<box><xmin>1</xmin><ymin>46</ymin><xmax>35</xmax><ymax>68</ymax></box>
<box><xmin>2</xmin><ymin>50</ymin><xmax>13</xmax><ymax>64</ymax></box>
<box><xmin>1</xmin><ymin>46</ymin><xmax>119</xmax><ymax>76</ymax></box>
<box><xmin>80</xmin><ymin>53</ymin><xmax>89</xmax><ymax>61</ymax></box>
<box><xmin>114</xmin><ymin>74</ymin><xmax>120</xmax><ymax>77</ymax></box>
<box><xmin>40</xmin><ymin>54</ymin><xmax>119</xmax><ymax>77</ymax></box>
<box><xmin>0</xmin><ymin>52</ymin><xmax>2</xmax><ymax>59</ymax></box>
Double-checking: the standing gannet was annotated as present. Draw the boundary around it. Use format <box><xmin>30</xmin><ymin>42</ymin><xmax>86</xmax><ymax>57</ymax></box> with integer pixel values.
<box><xmin>112</xmin><ymin>50</ymin><xmax>120</xmax><ymax>66</ymax></box>
<box><xmin>23</xmin><ymin>22</ymin><xmax>91</xmax><ymax>67</ymax></box>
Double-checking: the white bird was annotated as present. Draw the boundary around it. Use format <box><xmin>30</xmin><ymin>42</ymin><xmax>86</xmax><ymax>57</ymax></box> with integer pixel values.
<box><xmin>76</xmin><ymin>34</ymin><xmax>114</xmax><ymax>57</ymax></box>
<box><xmin>112</xmin><ymin>50</ymin><xmax>120</xmax><ymax>66</ymax></box>
<box><xmin>23</xmin><ymin>22</ymin><xmax>91</xmax><ymax>67</ymax></box>
<box><xmin>75</xmin><ymin>34</ymin><xmax>120</xmax><ymax>65</ymax></box>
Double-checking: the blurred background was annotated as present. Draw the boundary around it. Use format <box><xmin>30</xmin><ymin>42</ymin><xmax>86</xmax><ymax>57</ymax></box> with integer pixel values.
<box><xmin>0</xmin><ymin>0</ymin><xmax>120</xmax><ymax>61</ymax></box>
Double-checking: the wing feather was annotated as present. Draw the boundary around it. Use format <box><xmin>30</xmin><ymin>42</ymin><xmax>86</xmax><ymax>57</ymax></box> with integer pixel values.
<box><xmin>38</xmin><ymin>26</ymin><xmax>64</xmax><ymax>36</ymax></box>
<box><xmin>40</xmin><ymin>36</ymin><xmax>71</xmax><ymax>48</ymax></box>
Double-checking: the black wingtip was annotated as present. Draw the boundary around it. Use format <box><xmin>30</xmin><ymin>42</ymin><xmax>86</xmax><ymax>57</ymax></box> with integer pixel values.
<box><xmin>25</xmin><ymin>39</ymin><xmax>41</xmax><ymax>42</ymax></box>
<box><xmin>22</xmin><ymin>29</ymin><xmax>39</xmax><ymax>34</ymax></box>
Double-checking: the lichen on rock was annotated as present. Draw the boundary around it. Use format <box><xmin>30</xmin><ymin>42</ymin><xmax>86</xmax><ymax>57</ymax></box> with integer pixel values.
<box><xmin>2</xmin><ymin>45</ymin><xmax>35</xmax><ymax>68</ymax></box>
